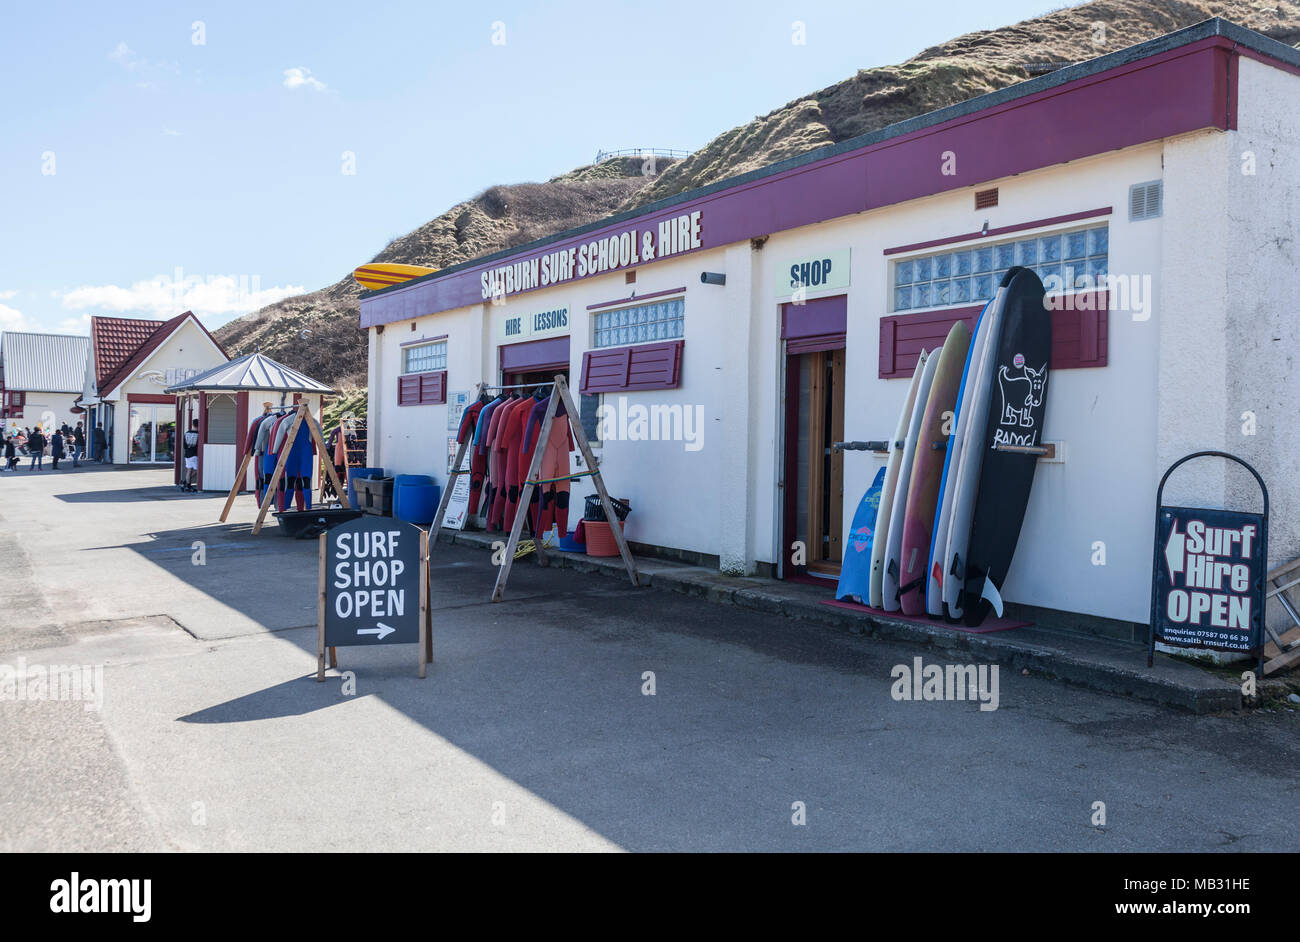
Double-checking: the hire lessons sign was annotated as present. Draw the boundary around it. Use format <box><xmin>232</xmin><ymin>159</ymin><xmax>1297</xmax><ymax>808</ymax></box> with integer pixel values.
<box><xmin>318</xmin><ymin>516</ymin><xmax>431</xmax><ymax>678</ymax></box>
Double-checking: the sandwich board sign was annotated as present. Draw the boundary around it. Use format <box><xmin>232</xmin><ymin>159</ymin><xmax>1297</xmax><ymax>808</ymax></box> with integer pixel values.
<box><xmin>318</xmin><ymin>516</ymin><xmax>431</xmax><ymax>679</ymax></box>
<box><xmin>1149</xmin><ymin>451</ymin><xmax>1267</xmax><ymax>670</ymax></box>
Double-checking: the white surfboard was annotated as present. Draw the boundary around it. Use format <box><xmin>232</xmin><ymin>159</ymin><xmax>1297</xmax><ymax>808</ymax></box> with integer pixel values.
<box><xmin>942</xmin><ymin>285</ymin><xmax>1009</xmax><ymax>619</ymax></box>
<box><xmin>882</xmin><ymin>346</ymin><xmax>941</xmax><ymax>612</ymax></box>
<box><xmin>926</xmin><ymin>308</ymin><xmax>992</xmax><ymax>615</ymax></box>
<box><xmin>868</xmin><ymin>349</ymin><xmax>930</xmax><ymax>609</ymax></box>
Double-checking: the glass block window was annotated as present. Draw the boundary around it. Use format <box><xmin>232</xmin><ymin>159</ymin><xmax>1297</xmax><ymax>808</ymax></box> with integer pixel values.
<box><xmin>402</xmin><ymin>340</ymin><xmax>446</xmax><ymax>374</ymax></box>
<box><xmin>593</xmin><ymin>297</ymin><xmax>684</xmax><ymax>349</ymax></box>
<box><xmin>893</xmin><ymin>224</ymin><xmax>1109</xmax><ymax>312</ymax></box>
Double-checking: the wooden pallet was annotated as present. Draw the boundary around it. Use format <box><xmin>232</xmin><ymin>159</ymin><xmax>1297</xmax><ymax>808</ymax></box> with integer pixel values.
<box><xmin>1264</xmin><ymin>556</ymin><xmax>1300</xmax><ymax>675</ymax></box>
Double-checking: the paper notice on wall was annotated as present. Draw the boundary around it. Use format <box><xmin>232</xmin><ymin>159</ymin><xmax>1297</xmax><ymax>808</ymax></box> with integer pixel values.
<box><xmin>447</xmin><ymin>390</ymin><xmax>469</xmax><ymax>432</ymax></box>
<box><xmin>443</xmin><ymin>439</ymin><xmax>472</xmax><ymax>531</ymax></box>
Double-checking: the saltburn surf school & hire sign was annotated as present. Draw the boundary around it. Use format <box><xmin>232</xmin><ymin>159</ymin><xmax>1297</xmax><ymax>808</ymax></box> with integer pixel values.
<box><xmin>480</xmin><ymin>211</ymin><xmax>703</xmax><ymax>301</ymax></box>
<box><xmin>1149</xmin><ymin>451</ymin><xmax>1267</xmax><ymax>667</ymax></box>
<box><xmin>319</xmin><ymin>516</ymin><xmax>432</xmax><ymax>678</ymax></box>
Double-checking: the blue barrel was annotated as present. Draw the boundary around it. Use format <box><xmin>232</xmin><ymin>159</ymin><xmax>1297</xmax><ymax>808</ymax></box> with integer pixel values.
<box><xmin>347</xmin><ymin>467</ymin><xmax>384</xmax><ymax>510</ymax></box>
<box><xmin>394</xmin><ymin>474</ymin><xmax>434</xmax><ymax>488</ymax></box>
<box><xmin>393</xmin><ymin>483</ymin><xmax>441</xmax><ymax>525</ymax></box>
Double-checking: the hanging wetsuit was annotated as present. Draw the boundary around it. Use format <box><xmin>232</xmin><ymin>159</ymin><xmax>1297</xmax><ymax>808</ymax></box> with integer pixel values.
<box><xmin>457</xmin><ymin>399</ymin><xmax>488</xmax><ymax>522</ymax></box>
<box><xmin>272</xmin><ymin>412</ymin><xmax>314</xmax><ymax>511</ymax></box>
<box><xmin>489</xmin><ymin>396</ymin><xmax>530</xmax><ymax>530</ymax></box>
<box><xmin>522</xmin><ymin>395</ymin><xmax>573</xmax><ymax>535</ymax></box>
<box><xmin>265</xmin><ymin>412</ymin><xmax>294</xmax><ymax>511</ymax></box>
<box><xmin>482</xmin><ymin>396</ymin><xmax>516</xmax><ymax>530</ymax></box>
<box><xmin>251</xmin><ymin>413</ymin><xmax>278</xmax><ymax>505</ymax></box>
<box><xmin>474</xmin><ymin>397</ymin><xmax>506</xmax><ymax>517</ymax></box>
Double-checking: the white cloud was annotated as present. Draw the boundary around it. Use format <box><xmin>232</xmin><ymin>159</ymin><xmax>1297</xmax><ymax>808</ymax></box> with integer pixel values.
<box><xmin>109</xmin><ymin>41</ymin><xmax>135</xmax><ymax>66</ymax></box>
<box><xmin>0</xmin><ymin>302</ymin><xmax>31</xmax><ymax>331</ymax></box>
<box><xmin>162</xmin><ymin>128</ymin><xmax>181</xmax><ymax>136</ymax></box>
<box><xmin>0</xmin><ymin>290</ymin><xmax>17</xmax><ymax>300</ymax></box>
<box><xmin>283</xmin><ymin>67</ymin><xmax>326</xmax><ymax>92</ymax></box>
<box><xmin>59</xmin><ymin>269</ymin><xmax>305</xmax><ymax>322</ymax></box>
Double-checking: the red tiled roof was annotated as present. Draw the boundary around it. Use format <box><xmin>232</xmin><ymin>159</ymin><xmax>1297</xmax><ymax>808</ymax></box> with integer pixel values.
<box><xmin>91</xmin><ymin>316</ymin><xmax>166</xmax><ymax>388</ymax></box>
<box><xmin>91</xmin><ymin>311</ymin><xmax>230</xmax><ymax>395</ymax></box>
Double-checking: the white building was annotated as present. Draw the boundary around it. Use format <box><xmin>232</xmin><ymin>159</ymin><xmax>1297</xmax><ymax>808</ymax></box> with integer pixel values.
<box><xmin>0</xmin><ymin>331</ymin><xmax>91</xmax><ymax>435</ymax></box>
<box><xmin>80</xmin><ymin>311</ymin><xmax>228</xmax><ymax>466</ymax></box>
<box><xmin>358</xmin><ymin>19</ymin><xmax>1300</xmax><ymax>637</ymax></box>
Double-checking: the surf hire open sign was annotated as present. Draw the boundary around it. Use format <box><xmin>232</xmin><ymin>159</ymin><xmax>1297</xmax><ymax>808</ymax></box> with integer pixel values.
<box><xmin>318</xmin><ymin>517</ymin><xmax>431</xmax><ymax>679</ymax></box>
<box><xmin>1149</xmin><ymin>451</ymin><xmax>1268</xmax><ymax>667</ymax></box>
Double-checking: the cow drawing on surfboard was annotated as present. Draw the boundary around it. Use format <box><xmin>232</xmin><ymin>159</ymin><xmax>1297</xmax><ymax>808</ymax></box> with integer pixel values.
<box><xmin>997</xmin><ymin>359</ymin><xmax>1047</xmax><ymax>428</ymax></box>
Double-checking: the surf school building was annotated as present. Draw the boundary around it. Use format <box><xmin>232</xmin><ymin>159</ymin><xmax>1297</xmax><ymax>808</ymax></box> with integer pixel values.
<box><xmin>360</xmin><ymin>19</ymin><xmax>1300</xmax><ymax>636</ymax></box>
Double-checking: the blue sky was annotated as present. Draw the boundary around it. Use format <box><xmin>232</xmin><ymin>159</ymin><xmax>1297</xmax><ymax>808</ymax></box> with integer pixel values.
<box><xmin>0</xmin><ymin>0</ymin><xmax>1063</xmax><ymax>335</ymax></box>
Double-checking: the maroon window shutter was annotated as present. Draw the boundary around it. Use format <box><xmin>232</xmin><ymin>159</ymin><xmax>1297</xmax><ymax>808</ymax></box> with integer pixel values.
<box><xmin>397</xmin><ymin>374</ymin><xmax>420</xmax><ymax>406</ymax></box>
<box><xmin>581</xmin><ymin>340</ymin><xmax>684</xmax><ymax>394</ymax></box>
<box><xmin>419</xmin><ymin>370</ymin><xmax>446</xmax><ymax>404</ymax></box>
<box><xmin>878</xmin><ymin>296</ymin><xmax>1108</xmax><ymax>378</ymax></box>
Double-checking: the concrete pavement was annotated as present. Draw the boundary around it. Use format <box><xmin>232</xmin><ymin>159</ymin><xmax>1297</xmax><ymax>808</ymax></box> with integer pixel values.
<box><xmin>1</xmin><ymin>465</ymin><xmax>1297</xmax><ymax>851</ymax></box>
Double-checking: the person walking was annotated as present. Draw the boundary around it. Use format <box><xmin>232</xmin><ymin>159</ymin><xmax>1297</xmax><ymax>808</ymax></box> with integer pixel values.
<box><xmin>50</xmin><ymin>429</ymin><xmax>65</xmax><ymax>470</ymax></box>
<box><xmin>3</xmin><ymin>435</ymin><xmax>15</xmax><ymax>471</ymax></box>
<box><xmin>93</xmin><ymin>424</ymin><xmax>108</xmax><ymax>463</ymax></box>
<box><xmin>27</xmin><ymin>428</ymin><xmax>46</xmax><ymax>471</ymax></box>
<box><xmin>72</xmin><ymin>423</ymin><xmax>86</xmax><ymax>468</ymax></box>
<box><xmin>181</xmin><ymin>419</ymin><xmax>200</xmax><ymax>492</ymax></box>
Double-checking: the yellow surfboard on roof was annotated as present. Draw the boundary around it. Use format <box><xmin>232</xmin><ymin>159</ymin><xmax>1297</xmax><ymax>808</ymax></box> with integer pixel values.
<box><xmin>353</xmin><ymin>263</ymin><xmax>439</xmax><ymax>291</ymax></box>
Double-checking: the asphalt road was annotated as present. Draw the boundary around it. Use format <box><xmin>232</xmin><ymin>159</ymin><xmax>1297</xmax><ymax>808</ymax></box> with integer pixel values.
<box><xmin>1</xmin><ymin>465</ymin><xmax>1296</xmax><ymax>851</ymax></box>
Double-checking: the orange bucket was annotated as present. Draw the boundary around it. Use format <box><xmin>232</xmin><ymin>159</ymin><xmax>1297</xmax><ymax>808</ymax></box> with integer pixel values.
<box><xmin>584</xmin><ymin>519</ymin><xmax>625</xmax><ymax>557</ymax></box>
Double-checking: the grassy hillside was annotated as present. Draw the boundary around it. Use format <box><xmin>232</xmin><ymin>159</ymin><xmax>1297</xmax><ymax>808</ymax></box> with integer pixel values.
<box><xmin>216</xmin><ymin>0</ymin><xmax>1300</xmax><ymax>388</ymax></box>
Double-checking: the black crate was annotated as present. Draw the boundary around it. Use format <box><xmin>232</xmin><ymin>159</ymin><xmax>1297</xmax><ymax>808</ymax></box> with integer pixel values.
<box><xmin>355</xmin><ymin>476</ymin><xmax>395</xmax><ymax>516</ymax></box>
<box><xmin>583</xmin><ymin>494</ymin><xmax>631</xmax><ymax>522</ymax></box>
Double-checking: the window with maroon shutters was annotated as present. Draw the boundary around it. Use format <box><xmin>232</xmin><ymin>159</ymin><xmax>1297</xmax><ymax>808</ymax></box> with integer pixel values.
<box><xmin>580</xmin><ymin>340</ymin><xmax>684</xmax><ymax>394</ymax></box>
<box><xmin>397</xmin><ymin>370</ymin><xmax>446</xmax><ymax>405</ymax></box>
<box><xmin>878</xmin><ymin>291</ymin><xmax>1109</xmax><ymax>379</ymax></box>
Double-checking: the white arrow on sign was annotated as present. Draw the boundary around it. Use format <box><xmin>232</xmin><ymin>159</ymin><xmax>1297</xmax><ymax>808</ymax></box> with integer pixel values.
<box><xmin>1164</xmin><ymin>520</ymin><xmax>1186</xmax><ymax>579</ymax></box>
<box><xmin>358</xmin><ymin>623</ymin><xmax>395</xmax><ymax>640</ymax></box>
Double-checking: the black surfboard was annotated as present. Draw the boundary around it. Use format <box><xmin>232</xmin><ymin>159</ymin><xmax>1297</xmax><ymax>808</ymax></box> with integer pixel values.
<box><xmin>959</xmin><ymin>266</ymin><xmax>1050</xmax><ymax>626</ymax></box>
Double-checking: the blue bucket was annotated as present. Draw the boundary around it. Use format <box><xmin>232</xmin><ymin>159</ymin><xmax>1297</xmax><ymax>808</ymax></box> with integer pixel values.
<box><xmin>394</xmin><ymin>483</ymin><xmax>440</xmax><ymax>525</ymax></box>
<box><xmin>347</xmin><ymin>467</ymin><xmax>384</xmax><ymax>510</ymax></box>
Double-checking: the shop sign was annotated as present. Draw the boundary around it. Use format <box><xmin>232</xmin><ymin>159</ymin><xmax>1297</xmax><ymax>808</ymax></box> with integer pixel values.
<box><xmin>496</xmin><ymin>304</ymin><xmax>571</xmax><ymax>344</ymax></box>
<box><xmin>139</xmin><ymin>367</ymin><xmax>202</xmax><ymax>388</ymax></box>
<box><xmin>319</xmin><ymin>517</ymin><xmax>431</xmax><ymax>678</ymax></box>
<box><xmin>480</xmin><ymin>210</ymin><xmax>703</xmax><ymax>300</ymax></box>
<box><xmin>775</xmin><ymin>249</ymin><xmax>851</xmax><ymax>299</ymax></box>
<box><xmin>1149</xmin><ymin>451</ymin><xmax>1268</xmax><ymax>666</ymax></box>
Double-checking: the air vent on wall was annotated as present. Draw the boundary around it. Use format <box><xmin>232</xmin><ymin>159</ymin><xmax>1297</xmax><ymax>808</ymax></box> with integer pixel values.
<box><xmin>1129</xmin><ymin>180</ymin><xmax>1163</xmax><ymax>220</ymax></box>
<box><xmin>975</xmin><ymin>187</ymin><xmax>999</xmax><ymax>209</ymax></box>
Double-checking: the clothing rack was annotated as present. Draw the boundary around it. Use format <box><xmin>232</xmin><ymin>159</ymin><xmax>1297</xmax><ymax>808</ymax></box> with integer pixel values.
<box><xmin>428</xmin><ymin>376</ymin><xmax>639</xmax><ymax>601</ymax></box>
<box><xmin>217</xmin><ymin>402</ymin><xmax>347</xmax><ymax>530</ymax></box>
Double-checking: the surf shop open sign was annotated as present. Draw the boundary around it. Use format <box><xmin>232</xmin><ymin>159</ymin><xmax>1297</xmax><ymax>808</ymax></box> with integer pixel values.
<box><xmin>318</xmin><ymin>516</ymin><xmax>431</xmax><ymax>679</ymax></box>
<box><xmin>1153</xmin><ymin>507</ymin><xmax>1264</xmax><ymax>652</ymax></box>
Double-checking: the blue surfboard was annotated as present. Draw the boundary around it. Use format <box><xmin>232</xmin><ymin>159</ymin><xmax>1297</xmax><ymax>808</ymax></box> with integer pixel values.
<box><xmin>836</xmin><ymin>466</ymin><xmax>887</xmax><ymax>604</ymax></box>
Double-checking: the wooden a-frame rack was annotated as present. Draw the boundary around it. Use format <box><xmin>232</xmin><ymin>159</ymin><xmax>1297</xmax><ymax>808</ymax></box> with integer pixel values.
<box><xmin>428</xmin><ymin>375</ymin><xmax>639</xmax><ymax>601</ymax></box>
<box><xmin>217</xmin><ymin>402</ymin><xmax>348</xmax><ymax>534</ymax></box>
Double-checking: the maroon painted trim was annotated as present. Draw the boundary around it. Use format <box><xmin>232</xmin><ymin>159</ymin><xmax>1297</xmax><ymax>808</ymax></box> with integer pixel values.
<box><xmin>786</xmin><ymin>333</ymin><xmax>846</xmax><ymax>355</ymax></box>
<box><xmin>400</xmin><ymin>334</ymin><xmax>448</xmax><ymax>348</ymax></box>
<box><xmin>882</xmin><ymin>207</ymin><xmax>1113</xmax><ymax>256</ymax></box>
<box><xmin>196</xmin><ymin>393</ymin><xmax>206</xmax><ymax>488</ymax></box>
<box><xmin>587</xmin><ymin>286</ymin><xmax>688</xmax><ymax>311</ymax></box>
<box><xmin>1238</xmin><ymin>44</ymin><xmax>1300</xmax><ymax>80</ymax></box>
<box><xmin>781</xmin><ymin>353</ymin><xmax>800</xmax><ymax>580</ymax></box>
<box><xmin>397</xmin><ymin>370</ymin><xmax>447</xmax><ymax>406</ymax></box>
<box><xmin>781</xmin><ymin>294</ymin><xmax>848</xmax><ymax>340</ymax></box>
<box><xmin>127</xmin><ymin>393</ymin><xmax>174</xmax><ymax>404</ymax></box>
<box><xmin>234</xmin><ymin>391</ymin><xmax>248</xmax><ymax>493</ymax></box>
<box><xmin>362</xmin><ymin>40</ymin><xmax>1232</xmax><ymax>328</ymax></box>
<box><xmin>500</xmin><ymin>336</ymin><xmax>571</xmax><ymax>373</ymax></box>
<box><xmin>1226</xmin><ymin>43</ymin><xmax>1239</xmax><ymax>131</ymax></box>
